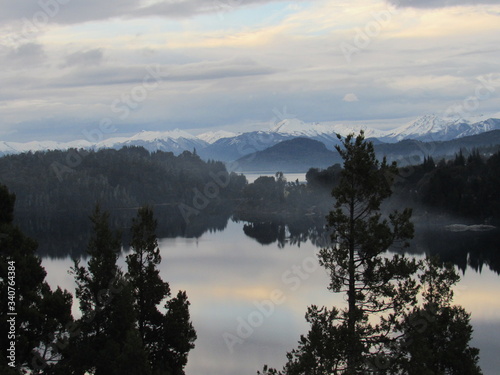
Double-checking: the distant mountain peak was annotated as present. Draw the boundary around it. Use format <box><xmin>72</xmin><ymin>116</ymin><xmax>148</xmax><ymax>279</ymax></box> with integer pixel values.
<box><xmin>1</xmin><ymin>114</ymin><xmax>499</xmax><ymax>159</ymax></box>
<box><xmin>128</xmin><ymin>128</ymin><xmax>197</xmax><ymax>141</ymax></box>
<box><xmin>272</xmin><ymin>118</ymin><xmax>308</xmax><ymax>133</ymax></box>
<box><xmin>271</xmin><ymin>118</ymin><xmax>334</xmax><ymax>137</ymax></box>
<box><xmin>197</xmin><ymin>130</ymin><xmax>238</xmax><ymax>144</ymax></box>
<box><xmin>384</xmin><ymin>114</ymin><xmax>474</xmax><ymax>142</ymax></box>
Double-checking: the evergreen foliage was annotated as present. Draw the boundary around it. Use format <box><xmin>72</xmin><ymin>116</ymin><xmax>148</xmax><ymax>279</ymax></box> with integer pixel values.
<box><xmin>395</xmin><ymin>257</ymin><xmax>482</xmax><ymax>375</ymax></box>
<box><xmin>62</xmin><ymin>205</ymin><xmax>196</xmax><ymax>375</ymax></box>
<box><xmin>258</xmin><ymin>133</ymin><xmax>482</xmax><ymax>375</ymax></box>
<box><xmin>126</xmin><ymin>206</ymin><xmax>196</xmax><ymax>375</ymax></box>
<box><xmin>67</xmin><ymin>205</ymin><xmax>149</xmax><ymax>375</ymax></box>
<box><xmin>0</xmin><ymin>184</ymin><xmax>73</xmax><ymax>375</ymax></box>
<box><xmin>0</xmin><ymin>147</ymin><xmax>246</xmax><ymax>216</ymax></box>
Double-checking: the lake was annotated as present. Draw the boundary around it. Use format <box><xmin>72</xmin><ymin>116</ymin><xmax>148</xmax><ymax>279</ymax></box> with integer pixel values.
<box><xmin>41</xmin><ymin>219</ymin><xmax>500</xmax><ymax>375</ymax></box>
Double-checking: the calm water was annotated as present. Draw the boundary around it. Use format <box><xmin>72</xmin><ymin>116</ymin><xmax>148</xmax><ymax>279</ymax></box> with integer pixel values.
<box><xmin>42</xmin><ymin>219</ymin><xmax>500</xmax><ymax>375</ymax></box>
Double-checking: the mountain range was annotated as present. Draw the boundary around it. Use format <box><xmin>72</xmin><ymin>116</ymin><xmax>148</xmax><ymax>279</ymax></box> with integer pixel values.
<box><xmin>235</xmin><ymin>130</ymin><xmax>500</xmax><ymax>172</ymax></box>
<box><xmin>1</xmin><ymin>114</ymin><xmax>500</xmax><ymax>166</ymax></box>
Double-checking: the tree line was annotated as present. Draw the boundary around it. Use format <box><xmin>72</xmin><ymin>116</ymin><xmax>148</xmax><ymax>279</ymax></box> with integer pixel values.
<box><xmin>239</xmin><ymin>148</ymin><xmax>500</xmax><ymax>223</ymax></box>
<box><xmin>0</xmin><ymin>146</ymin><xmax>246</xmax><ymax>216</ymax></box>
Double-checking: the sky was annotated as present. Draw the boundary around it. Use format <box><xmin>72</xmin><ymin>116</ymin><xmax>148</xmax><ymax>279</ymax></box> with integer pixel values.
<box><xmin>1</xmin><ymin>0</ymin><xmax>500</xmax><ymax>141</ymax></box>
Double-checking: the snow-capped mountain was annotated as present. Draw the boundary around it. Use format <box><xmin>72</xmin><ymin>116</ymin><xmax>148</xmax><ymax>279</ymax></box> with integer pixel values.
<box><xmin>271</xmin><ymin>118</ymin><xmax>332</xmax><ymax>137</ymax></box>
<box><xmin>0</xmin><ymin>129</ymin><xmax>207</xmax><ymax>157</ymax></box>
<box><xmin>456</xmin><ymin>118</ymin><xmax>500</xmax><ymax>138</ymax></box>
<box><xmin>95</xmin><ymin>129</ymin><xmax>208</xmax><ymax>153</ymax></box>
<box><xmin>0</xmin><ymin>139</ymin><xmax>94</xmax><ymax>157</ymax></box>
<box><xmin>197</xmin><ymin>131</ymin><xmax>292</xmax><ymax>162</ymax></box>
<box><xmin>271</xmin><ymin>118</ymin><xmax>385</xmax><ymax>139</ymax></box>
<box><xmin>197</xmin><ymin>130</ymin><xmax>239</xmax><ymax>144</ymax></box>
<box><xmin>1</xmin><ymin>115</ymin><xmax>499</xmax><ymax>160</ymax></box>
<box><xmin>381</xmin><ymin>114</ymin><xmax>500</xmax><ymax>142</ymax></box>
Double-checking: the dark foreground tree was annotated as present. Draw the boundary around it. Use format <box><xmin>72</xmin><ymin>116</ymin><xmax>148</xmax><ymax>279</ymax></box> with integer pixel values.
<box><xmin>0</xmin><ymin>184</ymin><xmax>73</xmax><ymax>374</ymax></box>
<box><xmin>260</xmin><ymin>132</ymin><xmax>419</xmax><ymax>374</ymax></box>
<box><xmin>66</xmin><ymin>206</ymin><xmax>149</xmax><ymax>375</ymax></box>
<box><xmin>259</xmin><ymin>133</ymin><xmax>482</xmax><ymax>375</ymax></box>
<box><xmin>395</xmin><ymin>257</ymin><xmax>482</xmax><ymax>375</ymax></box>
<box><xmin>127</xmin><ymin>206</ymin><xmax>196</xmax><ymax>375</ymax></box>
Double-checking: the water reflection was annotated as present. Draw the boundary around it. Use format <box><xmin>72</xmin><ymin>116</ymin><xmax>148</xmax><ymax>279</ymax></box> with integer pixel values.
<box><xmin>237</xmin><ymin>217</ymin><xmax>500</xmax><ymax>275</ymax></box>
<box><xmin>17</xmin><ymin>205</ymin><xmax>234</xmax><ymax>259</ymax></box>
<box><xmin>410</xmin><ymin>225</ymin><xmax>500</xmax><ymax>275</ymax></box>
<box><xmin>40</xmin><ymin>219</ymin><xmax>500</xmax><ymax>375</ymax></box>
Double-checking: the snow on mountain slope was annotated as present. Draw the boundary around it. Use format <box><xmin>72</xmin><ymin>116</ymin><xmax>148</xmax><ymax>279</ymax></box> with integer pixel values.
<box><xmin>95</xmin><ymin>129</ymin><xmax>208</xmax><ymax>153</ymax></box>
<box><xmin>272</xmin><ymin>118</ymin><xmax>385</xmax><ymax>139</ymax></box>
<box><xmin>197</xmin><ymin>130</ymin><xmax>238</xmax><ymax>144</ymax></box>
<box><xmin>457</xmin><ymin>118</ymin><xmax>500</xmax><ymax>138</ymax></box>
<box><xmin>0</xmin><ymin>129</ymin><xmax>207</xmax><ymax>156</ymax></box>
<box><xmin>1</xmin><ymin>115</ymin><xmax>500</xmax><ymax>158</ymax></box>
<box><xmin>271</xmin><ymin>118</ymin><xmax>332</xmax><ymax>137</ymax></box>
<box><xmin>0</xmin><ymin>140</ymin><xmax>94</xmax><ymax>156</ymax></box>
<box><xmin>381</xmin><ymin>114</ymin><xmax>500</xmax><ymax>142</ymax></box>
<box><xmin>197</xmin><ymin>131</ymin><xmax>291</xmax><ymax>162</ymax></box>
<box><xmin>383</xmin><ymin>114</ymin><xmax>469</xmax><ymax>142</ymax></box>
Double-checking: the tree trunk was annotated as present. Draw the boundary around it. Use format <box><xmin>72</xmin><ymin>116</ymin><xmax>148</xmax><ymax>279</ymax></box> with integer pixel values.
<box><xmin>347</xmin><ymin>198</ymin><xmax>357</xmax><ymax>374</ymax></box>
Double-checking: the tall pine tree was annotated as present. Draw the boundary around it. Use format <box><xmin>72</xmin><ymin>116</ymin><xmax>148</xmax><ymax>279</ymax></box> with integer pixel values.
<box><xmin>260</xmin><ymin>132</ymin><xmax>419</xmax><ymax>374</ymax></box>
<box><xmin>0</xmin><ymin>184</ymin><xmax>73</xmax><ymax>375</ymax></box>
<box><xmin>67</xmin><ymin>205</ymin><xmax>149</xmax><ymax>375</ymax></box>
<box><xmin>126</xmin><ymin>206</ymin><xmax>196</xmax><ymax>375</ymax></box>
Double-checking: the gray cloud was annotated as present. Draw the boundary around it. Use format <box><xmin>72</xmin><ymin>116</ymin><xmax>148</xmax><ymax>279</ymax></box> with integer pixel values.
<box><xmin>0</xmin><ymin>0</ymin><xmax>138</xmax><ymax>24</ymax></box>
<box><xmin>388</xmin><ymin>0</ymin><xmax>499</xmax><ymax>8</ymax></box>
<box><xmin>48</xmin><ymin>58</ymin><xmax>276</xmax><ymax>88</ymax></box>
<box><xmin>4</xmin><ymin>42</ymin><xmax>45</xmax><ymax>66</ymax></box>
<box><xmin>61</xmin><ymin>48</ymin><xmax>104</xmax><ymax>68</ymax></box>
<box><xmin>0</xmin><ymin>0</ymin><xmax>311</xmax><ymax>25</ymax></box>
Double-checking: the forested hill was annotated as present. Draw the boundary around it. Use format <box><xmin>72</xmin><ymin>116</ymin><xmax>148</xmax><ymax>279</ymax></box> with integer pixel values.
<box><xmin>0</xmin><ymin>147</ymin><xmax>246</xmax><ymax>215</ymax></box>
<box><xmin>235</xmin><ymin>137</ymin><xmax>340</xmax><ymax>172</ymax></box>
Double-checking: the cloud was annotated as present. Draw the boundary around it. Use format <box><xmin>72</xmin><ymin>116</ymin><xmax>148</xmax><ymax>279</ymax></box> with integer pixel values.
<box><xmin>0</xmin><ymin>0</ymin><xmax>313</xmax><ymax>25</ymax></box>
<box><xmin>46</xmin><ymin>58</ymin><xmax>276</xmax><ymax>88</ymax></box>
<box><xmin>387</xmin><ymin>0</ymin><xmax>499</xmax><ymax>8</ymax></box>
<box><xmin>2</xmin><ymin>42</ymin><xmax>46</xmax><ymax>66</ymax></box>
<box><xmin>1</xmin><ymin>0</ymin><xmax>500</xmax><ymax>142</ymax></box>
<box><xmin>343</xmin><ymin>93</ymin><xmax>359</xmax><ymax>102</ymax></box>
<box><xmin>61</xmin><ymin>48</ymin><xmax>103</xmax><ymax>68</ymax></box>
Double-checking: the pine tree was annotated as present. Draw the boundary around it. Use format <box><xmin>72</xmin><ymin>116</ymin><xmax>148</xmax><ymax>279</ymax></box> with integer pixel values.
<box><xmin>67</xmin><ymin>205</ymin><xmax>149</xmax><ymax>375</ymax></box>
<box><xmin>126</xmin><ymin>206</ymin><xmax>170</xmax><ymax>354</ymax></box>
<box><xmin>396</xmin><ymin>257</ymin><xmax>482</xmax><ymax>375</ymax></box>
<box><xmin>0</xmin><ymin>184</ymin><xmax>73</xmax><ymax>375</ymax></box>
<box><xmin>126</xmin><ymin>206</ymin><xmax>196</xmax><ymax>374</ymax></box>
<box><xmin>155</xmin><ymin>291</ymin><xmax>197</xmax><ymax>375</ymax></box>
<box><xmin>260</xmin><ymin>132</ymin><xmax>419</xmax><ymax>374</ymax></box>
<box><xmin>319</xmin><ymin>132</ymin><xmax>418</xmax><ymax>373</ymax></box>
